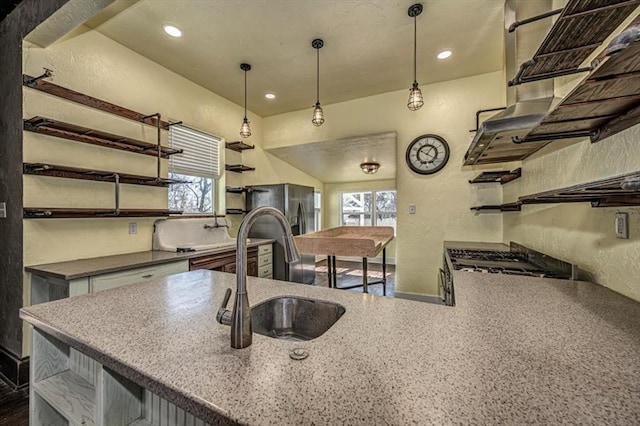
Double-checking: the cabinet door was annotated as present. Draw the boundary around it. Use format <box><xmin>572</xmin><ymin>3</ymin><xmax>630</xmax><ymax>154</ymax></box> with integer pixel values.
<box><xmin>222</xmin><ymin>261</ymin><xmax>237</xmax><ymax>274</ymax></box>
<box><xmin>247</xmin><ymin>257</ymin><xmax>259</xmax><ymax>277</ymax></box>
<box><xmin>90</xmin><ymin>261</ymin><xmax>189</xmax><ymax>293</ymax></box>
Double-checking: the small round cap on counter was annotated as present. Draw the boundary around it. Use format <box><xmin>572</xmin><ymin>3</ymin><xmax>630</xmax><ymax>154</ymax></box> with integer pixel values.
<box><xmin>289</xmin><ymin>348</ymin><xmax>309</xmax><ymax>360</ymax></box>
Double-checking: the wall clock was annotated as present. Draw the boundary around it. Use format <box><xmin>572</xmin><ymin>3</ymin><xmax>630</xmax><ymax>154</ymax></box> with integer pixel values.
<box><xmin>405</xmin><ymin>134</ymin><xmax>450</xmax><ymax>175</ymax></box>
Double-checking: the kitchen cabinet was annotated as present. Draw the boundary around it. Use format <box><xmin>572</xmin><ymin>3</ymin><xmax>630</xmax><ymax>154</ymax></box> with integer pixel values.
<box><xmin>30</xmin><ymin>260</ymin><xmax>189</xmax><ymax>304</ymax></box>
<box><xmin>189</xmin><ymin>246</ymin><xmax>260</xmax><ymax>277</ymax></box>
<box><xmin>257</xmin><ymin>243</ymin><xmax>273</xmax><ymax>279</ymax></box>
<box><xmin>29</xmin><ymin>328</ymin><xmax>211</xmax><ymax>426</ymax></box>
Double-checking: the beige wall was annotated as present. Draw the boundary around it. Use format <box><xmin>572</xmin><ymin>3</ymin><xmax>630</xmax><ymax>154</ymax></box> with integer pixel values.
<box><xmin>503</xmin><ymin>125</ymin><xmax>640</xmax><ymax>302</ymax></box>
<box><xmin>264</xmin><ymin>71</ymin><xmax>508</xmax><ymax>296</ymax></box>
<box><xmin>323</xmin><ymin>179</ymin><xmax>397</xmax><ymax>259</ymax></box>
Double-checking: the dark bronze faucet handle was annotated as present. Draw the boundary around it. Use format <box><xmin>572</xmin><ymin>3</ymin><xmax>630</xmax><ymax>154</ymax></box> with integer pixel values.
<box><xmin>216</xmin><ymin>288</ymin><xmax>232</xmax><ymax>325</ymax></box>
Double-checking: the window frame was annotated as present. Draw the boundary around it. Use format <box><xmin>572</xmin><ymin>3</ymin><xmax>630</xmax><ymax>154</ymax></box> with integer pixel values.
<box><xmin>339</xmin><ymin>189</ymin><xmax>397</xmax><ymax>229</ymax></box>
<box><xmin>167</xmin><ymin>124</ymin><xmax>222</xmax><ymax>215</ymax></box>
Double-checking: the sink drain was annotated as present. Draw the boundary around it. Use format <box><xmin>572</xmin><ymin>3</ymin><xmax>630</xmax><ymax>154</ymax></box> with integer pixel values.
<box><xmin>289</xmin><ymin>348</ymin><xmax>309</xmax><ymax>360</ymax></box>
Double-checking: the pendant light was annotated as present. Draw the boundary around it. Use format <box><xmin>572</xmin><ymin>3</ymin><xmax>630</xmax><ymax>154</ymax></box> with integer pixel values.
<box><xmin>311</xmin><ymin>38</ymin><xmax>325</xmax><ymax>126</ymax></box>
<box><xmin>407</xmin><ymin>3</ymin><xmax>424</xmax><ymax>111</ymax></box>
<box><xmin>239</xmin><ymin>63</ymin><xmax>252</xmax><ymax>138</ymax></box>
<box><xmin>360</xmin><ymin>162</ymin><xmax>380</xmax><ymax>174</ymax></box>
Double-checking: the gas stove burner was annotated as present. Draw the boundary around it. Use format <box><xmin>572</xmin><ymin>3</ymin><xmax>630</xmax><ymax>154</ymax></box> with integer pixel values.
<box><xmin>447</xmin><ymin>248</ymin><xmax>525</xmax><ymax>262</ymax></box>
<box><xmin>448</xmin><ymin>247</ymin><xmax>570</xmax><ymax>279</ymax></box>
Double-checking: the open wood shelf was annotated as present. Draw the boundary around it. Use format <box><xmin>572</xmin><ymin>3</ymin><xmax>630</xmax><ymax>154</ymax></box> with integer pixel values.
<box><xmin>225</xmin><ymin>141</ymin><xmax>255</xmax><ymax>152</ymax></box>
<box><xmin>518</xmin><ymin>170</ymin><xmax>640</xmax><ymax>207</ymax></box>
<box><xmin>510</xmin><ymin>0</ymin><xmax>637</xmax><ymax>85</ymax></box>
<box><xmin>23</xmin><ymin>74</ymin><xmax>172</xmax><ymax>130</ymax></box>
<box><xmin>520</xmin><ymin>13</ymin><xmax>640</xmax><ymax>144</ymax></box>
<box><xmin>24</xmin><ymin>163</ymin><xmax>187</xmax><ymax>187</ymax></box>
<box><xmin>470</xmin><ymin>203</ymin><xmax>522</xmax><ymax>212</ymax></box>
<box><xmin>24</xmin><ymin>208</ymin><xmax>182</xmax><ymax>219</ymax></box>
<box><xmin>24</xmin><ymin>117</ymin><xmax>182</xmax><ymax>158</ymax></box>
<box><xmin>464</xmin><ymin>1</ymin><xmax>640</xmax><ymax>165</ymax></box>
<box><xmin>226</xmin><ymin>186</ymin><xmax>249</xmax><ymax>193</ymax></box>
<box><xmin>33</xmin><ymin>370</ymin><xmax>95</xmax><ymax>426</ymax></box>
<box><xmin>472</xmin><ymin>170</ymin><xmax>640</xmax><ymax>213</ymax></box>
<box><xmin>225</xmin><ymin>208</ymin><xmax>249</xmax><ymax>215</ymax></box>
<box><xmin>225</xmin><ymin>164</ymin><xmax>255</xmax><ymax>173</ymax></box>
<box><xmin>469</xmin><ymin>168</ymin><xmax>521</xmax><ymax>184</ymax></box>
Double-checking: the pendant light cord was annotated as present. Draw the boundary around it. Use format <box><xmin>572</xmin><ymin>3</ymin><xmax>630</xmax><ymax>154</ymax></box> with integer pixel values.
<box><xmin>413</xmin><ymin>14</ymin><xmax>417</xmax><ymax>84</ymax></box>
<box><xmin>244</xmin><ymin>69</ymin><xmax>248</xmax><ymax>119</ymax></box>
<box><xmin>316</xmin><ymin>47</ymin><xmax>320</xmax><ymax>104</ymax></box>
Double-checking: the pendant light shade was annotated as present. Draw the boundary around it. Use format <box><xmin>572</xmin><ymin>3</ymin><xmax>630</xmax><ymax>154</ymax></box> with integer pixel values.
<box><xmin>312</xmin><ymin>38</ymin><xmax>325</xmax><ymax>126</ymax></box>
<box><xmin>239</xmin><ymin>63</ymin><xmax>252</xmax><ymax>138</ymax></box>
<box><xmin>407</xmin><ymin>3</ymin><xmax>424</xmax><ymax>111</ymax></box>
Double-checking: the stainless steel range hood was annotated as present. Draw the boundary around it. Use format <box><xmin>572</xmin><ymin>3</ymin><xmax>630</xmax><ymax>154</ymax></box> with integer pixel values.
<box><xmin>464</xmin><ymin>0</ymin><xmax>561</xmax><ymax>166</ymax></box>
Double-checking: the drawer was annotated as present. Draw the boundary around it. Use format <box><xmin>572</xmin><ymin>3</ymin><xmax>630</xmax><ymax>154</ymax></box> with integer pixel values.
<box><xmin>258</xmin><ymin>244</ymin><xmax>272</xmax><ymax>255</ymax></box>
<box><xmin>258</xmin><ymin>254</ymin><xmax>271</xmax><ymax>267</ymax></box>
<box><xmin>90</xmin><ymin>260</ymin><xmax>189</xmax><ymax>293</ymax></box>
<box><xmin>258</xmin><ymin>264</ymin><xmax>272</xmax><ymax>278</ymax></box>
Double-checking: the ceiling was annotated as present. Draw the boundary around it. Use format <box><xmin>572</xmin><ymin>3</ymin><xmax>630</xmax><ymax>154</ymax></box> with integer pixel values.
<box><xmin>266</xmin><ymin>132</ymin><xmax>397</xmax><ymax>183</ymax></box>
<box><xmin>87</xmin><ymin>0</ymin><xmax>505</xmax><ymax>117</ymax></box>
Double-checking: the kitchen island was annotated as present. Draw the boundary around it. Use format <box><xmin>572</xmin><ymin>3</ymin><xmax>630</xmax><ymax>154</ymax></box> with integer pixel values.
<box><xmin>21</xmin><ymin>269</ymin><xmax>640</xmax><ymax>425</ymax></box>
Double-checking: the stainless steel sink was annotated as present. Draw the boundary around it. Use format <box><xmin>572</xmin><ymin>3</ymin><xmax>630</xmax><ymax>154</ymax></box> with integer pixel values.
<box><xmin>251</xmin><ymin>296</ymin><xmax>346</xmax><ymax>341</ymax></box>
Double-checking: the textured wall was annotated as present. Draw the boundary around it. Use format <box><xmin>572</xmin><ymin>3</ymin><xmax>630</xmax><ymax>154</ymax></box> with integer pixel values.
<box><xmin>264</xmin><ymin>71</ymin><xmax>510</xmax><ymax>296</ymax></box>
<box><xmin>0</xmin><ymin>0</ymin><xmax>69</xmax><ymax>360</ymax></box>
<box><xmin>503</xmin><ymin>126</ymin><xmax>640</xmax><ymax>302</ymax></box>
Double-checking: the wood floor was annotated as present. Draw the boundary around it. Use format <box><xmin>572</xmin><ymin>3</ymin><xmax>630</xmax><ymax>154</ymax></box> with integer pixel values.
<box><xmin>0</xmin><ymin>260</ymin><xmax>395</xmax><ymax>424</ymax></box>
<box><xmin>313</xmin><ymin>259</ymin><xmax>396</xmax><ymax>297</ymax></box>
<box><xmin>0</xmin><ymin>379</ymin><xmax>28</xmax><ymax>426</ymax></box>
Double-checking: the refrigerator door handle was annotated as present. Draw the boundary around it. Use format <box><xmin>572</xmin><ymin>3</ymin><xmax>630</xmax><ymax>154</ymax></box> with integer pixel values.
<box><xmin>298</xmin><ymin>202</ymin><xmax>306</xmax><ymax>234</ymax></box>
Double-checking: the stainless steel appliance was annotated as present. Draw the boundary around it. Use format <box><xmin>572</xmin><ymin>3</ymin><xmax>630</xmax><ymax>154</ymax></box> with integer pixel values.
<box><xmin>441</xmin><ymin>242</ymin><xmax>578</xmax><ymax>307</ymax></box>
<box><xmin>246</xmin><ymin>183</ymin><xmax>315</xmax><ymax>284</ymax></box>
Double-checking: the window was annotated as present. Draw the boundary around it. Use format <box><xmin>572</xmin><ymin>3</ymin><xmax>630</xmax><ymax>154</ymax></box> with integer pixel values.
<box><xmin>340</xmin><ymin>190</ymin><xmax>397</xmax><ymax>233</ymax></box>
<box><xmin>167</xmin><ymin>125</ymin><xmax>221</xmax><ymax>214</ymax></box>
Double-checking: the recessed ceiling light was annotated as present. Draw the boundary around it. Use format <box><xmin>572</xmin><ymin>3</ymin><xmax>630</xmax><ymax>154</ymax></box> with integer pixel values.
<box><xmin>437</xmin><ymin>50</ymin><xmax>452</xmax><ymax>60</ymax></box>
<box><xmin>163</xmin><ymin>24</ymin><xmax>182</xmax><ymax>38</ymax></box>
<box><xmin>265</xmin><ymin>93</ymin><xmax>276</xmax><ymax>99</ymax></box>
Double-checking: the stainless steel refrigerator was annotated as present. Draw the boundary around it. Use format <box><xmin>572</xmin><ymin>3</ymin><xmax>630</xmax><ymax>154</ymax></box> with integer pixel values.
<box><xmin>246</xmin><ymin>183</ymin><xmax>315</xmax><ymax>284</ymax></box>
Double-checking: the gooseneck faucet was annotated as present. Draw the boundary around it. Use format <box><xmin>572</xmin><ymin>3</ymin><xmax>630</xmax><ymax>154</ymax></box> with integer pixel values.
<box><xmin>217</xmin><ymin>206</ymin><xmax>300</xmax><ymax>349</ymax></box>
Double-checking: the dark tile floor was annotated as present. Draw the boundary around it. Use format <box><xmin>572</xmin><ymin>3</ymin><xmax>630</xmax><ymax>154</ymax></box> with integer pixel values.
<box><xmin>313</xmin><ymin>259</ymin><xmax>396</xmax><ymax>297</ymax></box>
<box><xmin>0</xmin><ymin>379</ymin><xmax>28</xmax><ymax>426</ymax></box>
<box><xmin>0</xmin><ymin>261</ymin><xmax>396</xmax><ymax>425</ymax></box>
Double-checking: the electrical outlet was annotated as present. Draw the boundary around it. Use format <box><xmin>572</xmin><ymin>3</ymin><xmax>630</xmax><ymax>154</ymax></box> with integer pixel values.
<box><xmin>615</xmin><ymin>212</ymin><xmax>628</xmax><ymax>239</ymax></box>
<box><xmin>408</xmin><ymin>204</ymin><xmax>416</xmax><ymax>215</ymax></box>
<box><xmin>0</xmin><ymin>202</ymin><xmax>6</xmax><ymax>218</ymax></box>
<box><xmin>129</xmin><ymin>222</ymin><xmax>138</xmax><ymax>235</ymax></box>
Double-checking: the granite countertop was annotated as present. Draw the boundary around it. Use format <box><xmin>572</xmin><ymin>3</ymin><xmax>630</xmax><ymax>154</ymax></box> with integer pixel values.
<box><xmin>24</xmin><ymin>239</ymin><xmax>275</xmax><ymax>280</ymax></box>
<box><xmin>20</xmin><ymin>269</ymin><xmax>640</xmax><ymax>424</ymax></box>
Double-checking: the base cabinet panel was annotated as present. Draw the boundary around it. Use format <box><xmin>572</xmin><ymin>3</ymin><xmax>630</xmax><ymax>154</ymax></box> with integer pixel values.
<box><xmin>31</xmin><ymin>329</ymin><xmax>215</xmax><ymax>426</ymax></box>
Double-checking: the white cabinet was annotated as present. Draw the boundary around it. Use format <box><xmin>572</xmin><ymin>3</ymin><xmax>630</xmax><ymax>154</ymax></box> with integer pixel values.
<box><xmin>257</xmin><ymin>243</ymin><xmax>273</xmax><ymax>278</ymax></box>
<box><xmin>31</xmin><ymin>329</ymin><xmax>213</xmax><ymax>426</ymax></box>
<box><xmin>31</xmin><ymin>260</ymin><xmax>189</xmax><ymax>305</ymax></box>
<box><xmin>90</xmin><ymin>261</ymin><xmax>188</xmax><ymax>293</ymax></box>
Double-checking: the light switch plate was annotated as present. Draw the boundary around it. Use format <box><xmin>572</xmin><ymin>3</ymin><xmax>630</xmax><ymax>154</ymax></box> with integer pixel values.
<box><xmin>0</xmin><ymin>202</ymin><xmax>5</xmax><ymax>218</ymax></box>
<box><xmin>615</xmin><ymin>212</ymin><xmax>628</xmax><ymax>239</ymax></box>
<box><xmin>408</xmin><ymin>204</ymin><xmax>416</xmax><ymax>215</ymax></box>
<box><xmin>129</xmin><ymin>222</ymin><xmax>138</xmax><ymax>235</ymax></box>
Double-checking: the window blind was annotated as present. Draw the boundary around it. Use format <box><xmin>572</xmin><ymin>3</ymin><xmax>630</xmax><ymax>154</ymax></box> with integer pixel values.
<box><xmin>168</xmin><ymin>125</ymin><xmax>221</xmax><ymax>177</ymax></box>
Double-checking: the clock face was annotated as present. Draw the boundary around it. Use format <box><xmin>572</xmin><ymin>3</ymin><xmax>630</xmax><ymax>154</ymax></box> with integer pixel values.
<box><xmin>405</xmin><ymin>134</ymin><xmax>450</xmax><ymax>175</ymax></box>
